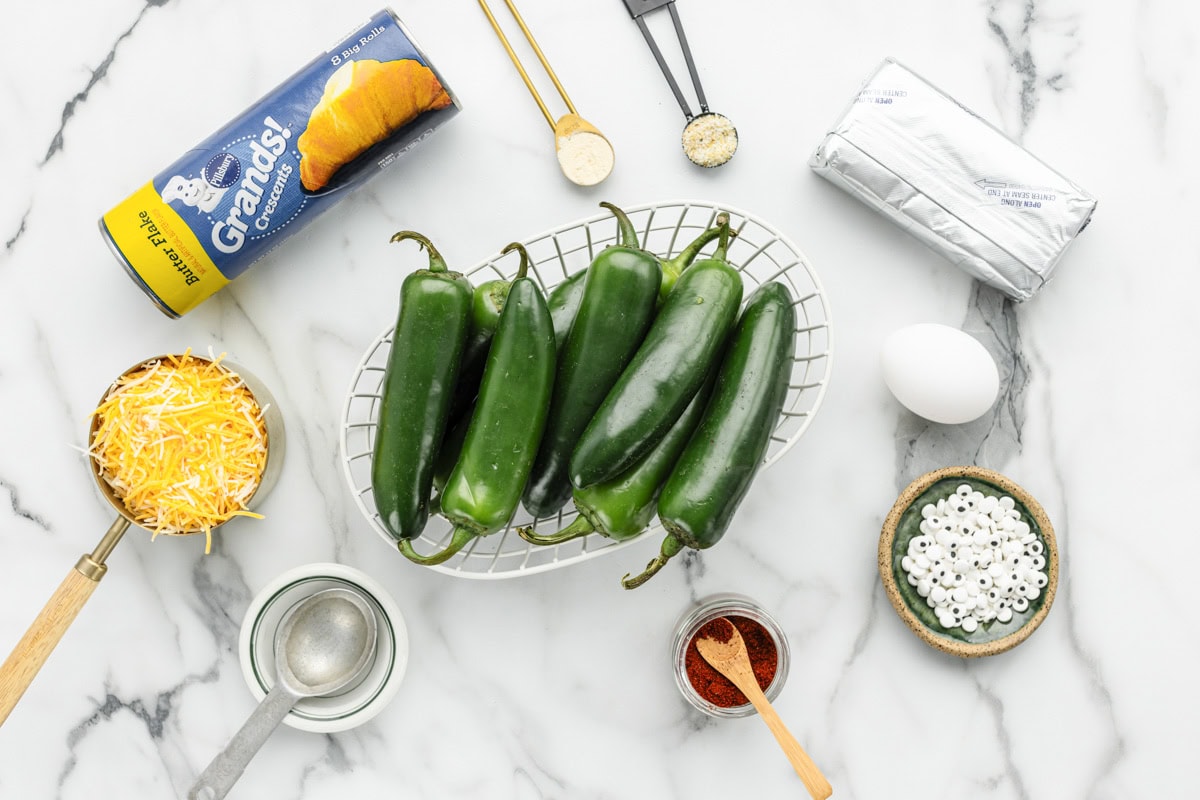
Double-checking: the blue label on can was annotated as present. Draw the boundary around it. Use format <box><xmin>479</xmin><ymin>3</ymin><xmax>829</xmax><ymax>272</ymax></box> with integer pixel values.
<box><xmin>117</xmin><ymin>8</ymin><xmax>458</xmax><ymax>290</ymax></box>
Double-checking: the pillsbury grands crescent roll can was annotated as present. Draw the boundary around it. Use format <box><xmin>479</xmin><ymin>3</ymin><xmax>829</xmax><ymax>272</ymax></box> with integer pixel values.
<box><xmin>100</xmin><ymin>8</ymin><xmax>459</xmax><ymax>317</ymax></box>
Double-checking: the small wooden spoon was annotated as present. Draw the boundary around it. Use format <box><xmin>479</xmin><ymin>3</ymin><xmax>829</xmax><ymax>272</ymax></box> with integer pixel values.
<box><xmin>695</xmin><ymin>618</ymin><xmax>833</xmax><ymax>799</ymax></box>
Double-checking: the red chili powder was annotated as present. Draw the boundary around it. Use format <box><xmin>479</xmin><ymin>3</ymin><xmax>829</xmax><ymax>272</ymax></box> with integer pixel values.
<box><xmin>685</xmin><ymin>615</ymin><xmax>779</xmax><ymax>708</ymax></box>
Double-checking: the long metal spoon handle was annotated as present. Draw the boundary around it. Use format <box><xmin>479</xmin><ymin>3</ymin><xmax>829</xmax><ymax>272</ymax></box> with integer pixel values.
<box><xmin>667</xmin><ymin>2</ymin><xmax>708</xmax><ymax>113</ymax></box>
<box><xmin>633</xmin><ymin>16</ymin><xmax>693</xmax><ymax>119</ymax></box>
<box><xmin>478</xmin><ymin>0</ymin><xmax>554</xmax><ymax>129</ymax></box>
<box><xmin>499</xmin><ymin>0</ymin><xmax>577</xmax><ymax>115</ymax></box>
<box><xmin>478</xmin><ymin>0</ymin><xmax>578</xmax><ymax>131</ymax></box>
<box><xmin>188</xmin><ymin>683</ymin><xmax>299</xmax><ymax>800</ymax></box>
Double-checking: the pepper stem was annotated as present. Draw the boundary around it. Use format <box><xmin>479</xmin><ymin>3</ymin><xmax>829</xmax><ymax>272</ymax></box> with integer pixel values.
<box><xmin>600</xmin><ymin>202</ymin><xmax>639</xmax><ymax>248</ymax></box>
<box><xmin>665</xmin><ymin>213</ymin><xmax>729</xmax><ymax>274</ymax></box>
<box><xmin>501</xmin><ymin>241</ymin><xmax>532</xmax><ymax>280</ymax></box>
<box><xmin>660</xmin><ymin>213</ymin><xmax>731</xmax><ymax>299</ymax></box>
<box><xmin>713</xmin><ymin>217</ymin><xmax>731</xmax><ymax>263</ymax></box>
<box><xmin>621</xmin><ymin>534</ymin><xmax>685</xmax><ymax>589</ymax></box>
<box><xmin>390</xmin><ymin>230</ymin><xmax>448</xmax><ymax>273</ymax></box>
<box><xmin>518</xmin><ymin>514</ymin><xmax>596</xmax><ymax>546</ymax></box>
<box><xmin>398</xmin><ymin>526</ymin><xmax>476</xmax><ymax>566</ymax></box>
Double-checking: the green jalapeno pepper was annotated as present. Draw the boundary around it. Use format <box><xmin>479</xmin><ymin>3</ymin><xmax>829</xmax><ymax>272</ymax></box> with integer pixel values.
<box><xmin>622</xmin><ymin>281</ymin><xmax>796</xmax><ymax>589</ymax></box>
<box><xmin>518</xmin><ymin>370</ymin><xmax>714</xmax><ymax>545</ymax></box>
<box><xmin>547</xmin><ymin>269</ymin><xmax>588</xmax><ymax>355</ymax></box>
<box><xmin>570</xmin><ymin>219</ymin><xmax>743</xmax><ymax>489</ymax></box>
<box><xmin>447</xmin><ymin>244</ymin><xmax>534</xmax><ymax>429</ymax></box>
<box><xmin>521</xmin><ymin>203</ymin><xmax>663</xmax><ymax>518</ymax></box>
<box><xmin>523</xmin><ymin>205</ymin><xmax>730</xmax><ymax>518</ymax></box>
<box><xmin>399</xmin><ymin>244</ymin><xmax>556</xmax><ymax>565</ymax></box>
<box><xmin>542</xmin><ymin>211</ymin><xmax>726</xmax><ymax>358</ymax></box>
<box><xmin>371</xmin><ymin>232</ymin><xmax>472</xmax><ymax>542</ymax></box>
<box><xmin>432</xmin><ymin>410</ymin><xmax>471</xmax><ymax>496</ymax></box>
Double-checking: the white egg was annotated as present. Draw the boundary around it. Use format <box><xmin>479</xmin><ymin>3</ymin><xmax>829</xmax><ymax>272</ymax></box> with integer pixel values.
<box><xmin>881</xmin><ymin>323</ymin><xmax>1000</xmax><ymax>424</ymax></box>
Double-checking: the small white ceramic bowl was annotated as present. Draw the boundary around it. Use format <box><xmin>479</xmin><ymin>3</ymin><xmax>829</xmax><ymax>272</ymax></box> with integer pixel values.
<box><xmin>238</xmin><ymin>562</ymin><xmax>408</xmax><ymax>733</ymax></box>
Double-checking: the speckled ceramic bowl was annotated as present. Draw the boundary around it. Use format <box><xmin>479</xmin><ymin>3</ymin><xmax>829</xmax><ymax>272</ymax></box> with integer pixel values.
<box><xmin>879</xmin><ymin>466</ymin><xmax>1058</xmax><ymax>658</ymax></box>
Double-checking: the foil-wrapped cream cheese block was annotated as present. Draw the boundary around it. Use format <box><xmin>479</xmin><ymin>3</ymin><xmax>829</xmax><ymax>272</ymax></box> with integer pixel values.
<box><xmin>809</xmin><ymin>58</ymin><xmax>1096</xmax><ymax>301</ymax></box>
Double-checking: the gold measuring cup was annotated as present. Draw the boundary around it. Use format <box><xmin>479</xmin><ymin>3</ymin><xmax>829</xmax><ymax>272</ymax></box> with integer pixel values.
<box><xmin>0</xmin><ymin>353</ymin><xmax>285</xmax><ymax>726</ymax></box>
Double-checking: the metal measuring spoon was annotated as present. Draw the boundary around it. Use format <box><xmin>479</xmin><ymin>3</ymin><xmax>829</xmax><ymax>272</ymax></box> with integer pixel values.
<box><xmin>479</xmin><ymin>0</ymin><xmax>615</xmax><ymax>186</ymax></box>
<box><xmin>624</xmin><ymin>0</ymin><xmax>738</xmax><ymax>167</ymax></box>
<box><xmin>681</xmin><ymin>111</ymin><xmax>738</xmax><ymax>168</ymax></box>
<box><xmin>553</xmin><ymin>113</ymin><xmax>616</xmax><ymax>187</ymax></box>
<box><xmin>188</xmin><ymin>588</ymin><xmax>378</xmax><ymax>800</ymax></box>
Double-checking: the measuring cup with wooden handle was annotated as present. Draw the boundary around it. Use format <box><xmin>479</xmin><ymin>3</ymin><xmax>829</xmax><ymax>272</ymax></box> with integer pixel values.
<box><xmin>0</xmin><ymin>354</ymin><xmax>283</xmax><ymax>726</ymax></box>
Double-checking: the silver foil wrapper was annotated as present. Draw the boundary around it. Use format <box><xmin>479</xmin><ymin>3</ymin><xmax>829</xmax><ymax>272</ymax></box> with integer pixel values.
<box><xmin>809</xmin><ymin>58</ymin><xmax>1096</xmax><ymax>301</ymax></box>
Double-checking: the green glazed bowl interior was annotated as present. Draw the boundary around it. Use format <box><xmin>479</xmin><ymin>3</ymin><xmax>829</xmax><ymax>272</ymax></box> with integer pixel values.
<box><xmin>879</xmin><ymin>466</ymin><xmax>1058</xmax><ymax>657</ymax></box>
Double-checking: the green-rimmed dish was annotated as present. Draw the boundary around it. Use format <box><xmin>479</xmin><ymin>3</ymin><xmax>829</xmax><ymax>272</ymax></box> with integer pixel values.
<box><xmin>238</xmin><ymin>562</ymin><xmax>408</xmax><ymax>732</ymax></box>
<box><xmin>879</xmin><ymin>466</ymin><xmax>1058</xmax><ymax>657</ymax></box>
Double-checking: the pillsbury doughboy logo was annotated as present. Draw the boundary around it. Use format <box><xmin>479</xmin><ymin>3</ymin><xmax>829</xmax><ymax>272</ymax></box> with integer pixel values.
<box><xmin>162</xmin><ymin>153</ymin><xmax>242</xmax><ymax>214</ymax></box>
<box><xmin>161</xmin><ymin>174</ymin><xmax>227</xmax><ymax>214</ymax></box>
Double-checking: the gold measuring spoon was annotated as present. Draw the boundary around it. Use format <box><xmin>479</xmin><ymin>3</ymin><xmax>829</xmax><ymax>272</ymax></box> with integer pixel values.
<box><xmin>478</xmin><ymin>0</ymin><xmax>615</xmax><ymax>186</ymax></box>
<box><xmin>695</xmin><ymin>618</ymin><xmax>832</xmax><ymax>799</ymax></box>
<box><xmin>0</xmin><ymin>353</ymin><xmax>284</xmax><ymax>726</ymax></box>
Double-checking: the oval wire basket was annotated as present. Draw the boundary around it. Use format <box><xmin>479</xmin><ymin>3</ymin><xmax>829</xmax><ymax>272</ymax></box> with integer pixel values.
<box><xmin>341</xmin><ymin>200</ymin><xmax>833</xmax><ymax>578</ymax></box>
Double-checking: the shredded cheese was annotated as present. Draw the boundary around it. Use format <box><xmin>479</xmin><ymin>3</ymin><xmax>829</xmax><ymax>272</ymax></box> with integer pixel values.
<box><xmin>89</xmin><ymin>351</ymin><xmax>269</xmax><ymax>552</ymax></box>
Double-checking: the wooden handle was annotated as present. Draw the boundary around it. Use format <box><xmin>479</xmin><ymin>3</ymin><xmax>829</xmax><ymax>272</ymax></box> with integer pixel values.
<box><xmin>0</xmin><ymin>564</ymin><xmax>101</xmax><ymax>726</ymax></box>
<box><xmin>742</xmin><ymin>680</ymin><xmax>833</xmax><ymax>799</ymax></box>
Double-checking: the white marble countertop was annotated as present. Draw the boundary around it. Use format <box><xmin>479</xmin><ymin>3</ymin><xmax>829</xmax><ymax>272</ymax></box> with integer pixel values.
<box><xmin>0</xmin><ymin>0</ymin><xmax>1194</xmax><ymax>797</ymax></box>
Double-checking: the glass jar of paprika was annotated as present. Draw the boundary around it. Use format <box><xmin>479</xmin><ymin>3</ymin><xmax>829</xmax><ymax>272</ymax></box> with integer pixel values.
<box><xmin>671</xmin><ymin>593</ymin><xmax>791</xmax><ymax>719</ymax></box>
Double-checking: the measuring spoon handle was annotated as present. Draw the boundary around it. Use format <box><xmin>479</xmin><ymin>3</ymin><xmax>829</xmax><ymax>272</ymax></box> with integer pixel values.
<box><xmin>189</xmin><ymin>682</ymin><xmax>299</xmax><ymax>800</ymax></box>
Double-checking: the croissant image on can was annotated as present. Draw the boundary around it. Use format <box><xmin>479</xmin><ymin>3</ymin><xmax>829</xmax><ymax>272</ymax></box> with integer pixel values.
<box><xmin>297</xmin><ymin>58</ymin><xmax>452</xmax><ymax>192</ymax></box>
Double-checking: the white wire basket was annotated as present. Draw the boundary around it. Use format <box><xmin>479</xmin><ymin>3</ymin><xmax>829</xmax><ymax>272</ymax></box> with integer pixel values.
<box><xmin>341</xmin><ymin>200</ymin><xmax>833</xmax><ymax>578</ymax></box>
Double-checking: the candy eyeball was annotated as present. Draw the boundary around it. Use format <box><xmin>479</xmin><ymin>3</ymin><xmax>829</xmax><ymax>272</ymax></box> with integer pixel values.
<box><xmin>881</xmin><ymin>323</ymin><xmax>1001</xmax><ymax>425</ymax></box>
<box><xmin>901</xmin><ymin>485</ymin><xmax>1048</xmax><ymax>633</ymax></box>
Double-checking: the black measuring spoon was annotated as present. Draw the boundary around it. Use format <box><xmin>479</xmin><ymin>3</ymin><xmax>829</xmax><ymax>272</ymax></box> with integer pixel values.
<box><xmin>623</xmin><ymin>0</ymin><xmax>739</xmax><ymax>167</ymax></box>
